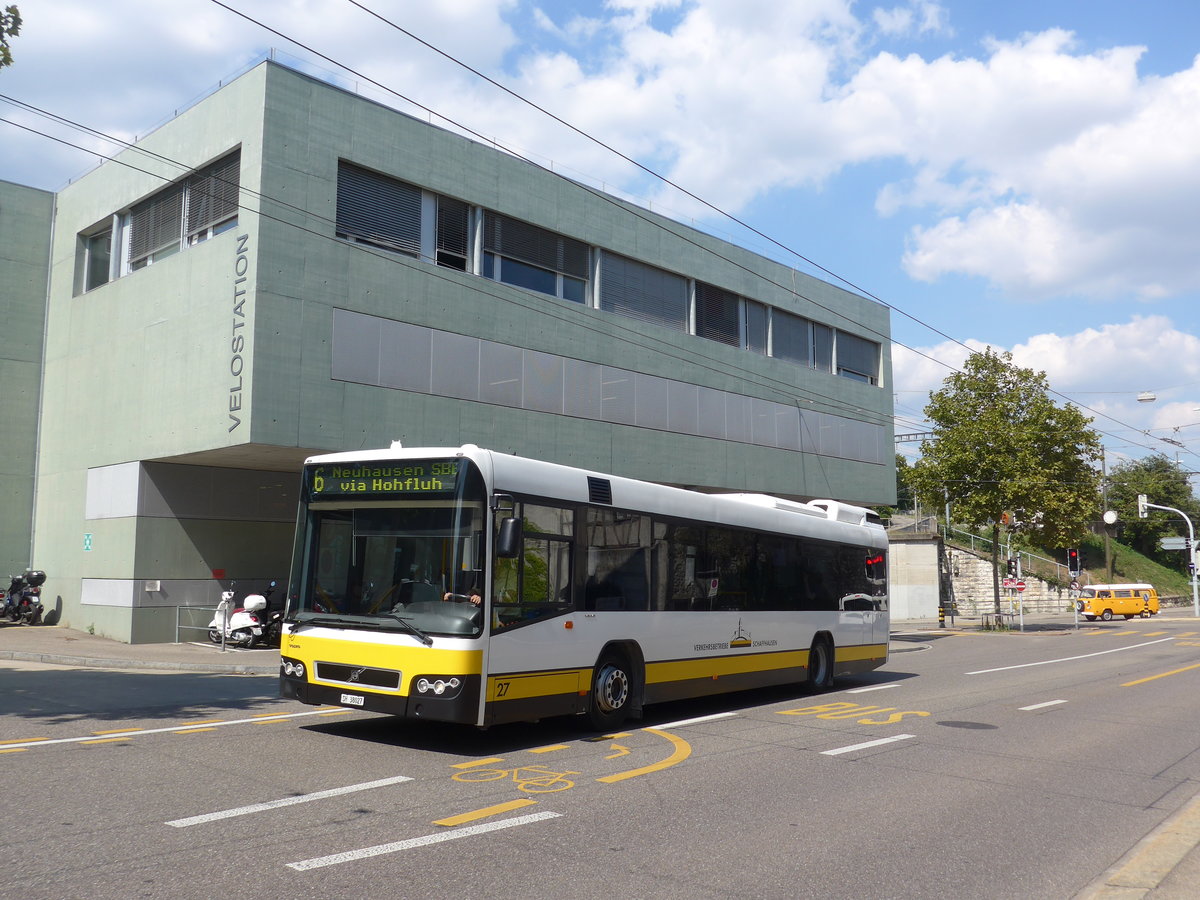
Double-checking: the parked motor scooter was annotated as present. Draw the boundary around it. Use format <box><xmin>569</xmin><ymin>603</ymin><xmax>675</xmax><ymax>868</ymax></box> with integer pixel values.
<box><xmin>257</xmin><ymin>581</ymin><xmax>282</xmax><ymax>647</ymax></box>
<box><xmin>4</xmin><ymin>570</ymin><xmax>46</xmax><ymax>625</ymax></box>
<box><xmin>207</xmin><ymin>582</ymin><xmax>273</xmax><ymax>649</ymax></box>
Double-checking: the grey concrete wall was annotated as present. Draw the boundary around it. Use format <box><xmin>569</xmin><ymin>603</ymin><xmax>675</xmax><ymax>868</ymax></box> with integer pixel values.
<box><xmin>0</xmin><ymin>180</ymin><xmax>53</xmax><ymax>579</ymax></box>
<box><xmin>888</xmin><ymin>536</ymin><xmax>943</xmax><ymax>620</ymax></box>
<box><xmin>252</xmin><ymin>63</ymin><xmax>894</xmax><ymax>502</ymax></box>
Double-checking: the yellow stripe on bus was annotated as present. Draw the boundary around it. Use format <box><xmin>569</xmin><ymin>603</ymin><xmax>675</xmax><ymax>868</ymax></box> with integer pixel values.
<box><xmin>836</xmin><ymin>643</ymin><xmax>889</xmax><ymax>662</ymax></box>
<box><xmin>646</xmin><ymin>650</ymin><xmax>806</xmax><ymax>684</ymax></box>
<box><xmin>487</xmin><ymin>669</ymin><xmax>589</xmax><ymax>701</ymax></box>
<box><xmin>485</xmin><ymin>642</ymin><xmax>892</xmax><ymax>702</ymax></box>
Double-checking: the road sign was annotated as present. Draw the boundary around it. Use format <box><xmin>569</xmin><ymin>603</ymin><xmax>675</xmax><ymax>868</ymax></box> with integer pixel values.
<box><xmin>1016</xmin><ymin>581</ymin><xmax>1026</xmax><ymax>593</ymax></box>
<box><xmin>1160</xmin><ymin>537</ymin><xmax>1190</xmax><ymax>550</ymax></box>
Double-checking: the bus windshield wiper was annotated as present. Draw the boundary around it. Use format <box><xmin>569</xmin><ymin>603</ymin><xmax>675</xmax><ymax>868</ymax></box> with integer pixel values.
<box><xmin>380</xmin><ymin>612</ymin><xmax>434</xmax><ymax>646</ymax></box>
<box><xmin>292</xmin><ymin>611</ymin><xmax>433</xmax><ymax>645</ymax></box>
<box><xmin>290</xmin><ymin>612</ymin><xmax>355</xmax><ymax>632</ymax></box>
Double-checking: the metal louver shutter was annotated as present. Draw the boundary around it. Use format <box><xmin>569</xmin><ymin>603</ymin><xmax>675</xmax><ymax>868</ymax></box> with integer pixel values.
<box><xmin>772</xmin><ymin>310</ymin><xmax>810</xmax><ymax>365</ymax></box>
<box><xmin>336</xmin><ymin>162</ymin><xmax>421</xmax><ymax>255</ymax></box>
<box><xmin>598</xmin><ymin>253</ymin><xmax>687</xmax><ymax>332</ymax></box>
<box><xmin>437</xmin><ymin>196</ymin><xmax>469</xmax><ymax>258</ymax></box>
<box><xmin>483</xmin><ymin>211</ymin><xmax>588</xmax><ymax>278</ymax></box>
<box><xmin>186</xmin><ymin>150</ymin><xmax>240</xmax><ymax>237</ymax></box>
<box><xmin>695</xmin><ymin>282</ymin><xmax>740</xmax><ymax>347</ymax></box>
<box><xmin>836</xmin><ymin>332</ymin><xmax>879</xmax><ymax>380</ymax></box>
<box><xmin>129</xmin><ymin>182</ymin><xmax>184</xmax><ymax>263</ymax></box>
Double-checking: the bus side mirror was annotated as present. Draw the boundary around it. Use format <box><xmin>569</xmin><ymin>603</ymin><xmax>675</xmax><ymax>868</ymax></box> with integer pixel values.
<box><xmin>497</xmin><ymin>517</ymin><xmax>522</xmax><ymax>558</ymax></box>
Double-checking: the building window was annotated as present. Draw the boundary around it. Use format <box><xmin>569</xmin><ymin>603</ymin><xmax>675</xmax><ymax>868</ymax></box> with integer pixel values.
<box><xmin>744</xmin><ymin>300</ymin><xmax>767</xmax><ymax>355</ymax></box>
<box><xmin>836</xmin><ymin>332</ymin><xmax>880</xmax><ymax>384</ymax></box>
<box><xmin>813</xmin><ymin>322</ymin><xmax>833</xmax><ymax>373</ymax></box>
<box><xmin>335</xmin><ymin>160</ymin><xmax>421</xmax><ymax>256</ymax></box>
<box><xmin>82</xmin><ymin>226</ymin><xmax>113</xmax><ymax>292</ymax></box>
<box><xmin>598</xmin><ymin>253</ymin><xmax>687</xmax><ymax>331</ymax></box>
<box><xmin>186</xmin><ymin>151</ymin><xmax>240</xmax><ymax>244</ymax></box>
<box><xmin>129</xmin><ymin>181</ymin><xmax>184</xmax><ymax>270</ymax></box>
<box><xmin>482</xmin><ymin>211</ymin><xmax>588</xmax><ymax>302</ymax></box>
<box><xmin>437</xmin><ymin>196</ymin><xmax>470</xmax><ymax>271</ymax></box>
<box><xmin>772</xmin><ymin>309</ymin><xmax>810</xmax><ymax>366</ymax></box>
<box><xmin>125</xmin><ymin>148</ymin><xmax>241</xmax><ymax>271</ymax></box>
<box><xmin>695</xmin><ymin>282</ymin><xmax>740</xmax><ymax>347</ymax></box>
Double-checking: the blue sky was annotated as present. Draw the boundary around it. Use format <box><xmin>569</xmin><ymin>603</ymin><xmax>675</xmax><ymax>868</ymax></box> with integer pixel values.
<box><xmin>2</xmin><ymin>0</ymin><xmax>1198</xmax><ymax>475</ymax></box>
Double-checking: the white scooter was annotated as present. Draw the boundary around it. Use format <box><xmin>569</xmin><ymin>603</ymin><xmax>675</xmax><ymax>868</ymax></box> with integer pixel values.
<box><xmin>207</xmin><ymin>585</ymin><xmax>270</xmax><ymax>649</ymax></box>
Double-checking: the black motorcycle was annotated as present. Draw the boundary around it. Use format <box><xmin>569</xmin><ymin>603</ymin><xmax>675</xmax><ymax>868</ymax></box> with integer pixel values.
<box><xmin>4</xmin><ymin>570</ymin><xmax>45</xmax><ymax>625</ymax></box>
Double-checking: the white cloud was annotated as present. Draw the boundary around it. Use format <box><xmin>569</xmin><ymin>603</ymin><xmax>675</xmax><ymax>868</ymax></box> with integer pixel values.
<box><xmin>873</xmin><ymin>2</ymin><xmax>950</xmax><ymax>38</ymax></box>
<box><xmin>893</xmin><ymin>318</ymin><xmax>1200</xmax><ymax>460</ymax></box>
<box><xmin>5</xmin><ymin>0</ymin><xmax>1200</xmax><ymax>310</ymax></box>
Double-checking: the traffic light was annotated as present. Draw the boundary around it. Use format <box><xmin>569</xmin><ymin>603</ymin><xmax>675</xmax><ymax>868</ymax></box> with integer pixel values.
<box><xmin>1067</xmin><ymin>548</ymin><xmax>1081</xmax><ymax>577</ymax></box>
<box><xmin>1138</xmin><ymin>494</ymin><xmax>1148</xmax><ymax>518</ymax></box>
<box><xmin>1006</xmin><ymin>558</ymin><xmax>1018</xmax><ymax>576</ymax></box>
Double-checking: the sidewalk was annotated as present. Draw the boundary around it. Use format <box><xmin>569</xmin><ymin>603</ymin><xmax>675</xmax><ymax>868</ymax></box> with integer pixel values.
<box><xmin>0</xmin><ymin>622</ymin><xmax>278</xmax><ymax>675</ymax></box>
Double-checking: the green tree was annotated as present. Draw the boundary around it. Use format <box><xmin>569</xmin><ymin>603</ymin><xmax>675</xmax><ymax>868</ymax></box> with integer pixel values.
<box><xmin>1106</xmin><ymin>455</ymin><xmax>1200</xmax><ymax>569</ymax></box>
<box><xmin>908</xmin><ymin>348</ymin><xmax>1102</xmax><ymax>612</ymax></box>
<box><xmin>0</xmin><ymin>5</ymin><xmax>20</xmax><ymax>69</ymax></box>
<box><xmin>894</xmin><ymin>453</ymin><xmax>915</xmax><ymax>509</ymax></box>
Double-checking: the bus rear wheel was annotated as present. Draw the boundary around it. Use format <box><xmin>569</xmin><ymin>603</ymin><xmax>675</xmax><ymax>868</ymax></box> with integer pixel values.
<box><xmin>806</xmin><ymin>637</ymin><xmax>834</xmax><ymax>692</ymax></box>
<box><xmin>587</xmin><ymin>652</ymin><xmax>631</xmax><ymax>730</ymax></box>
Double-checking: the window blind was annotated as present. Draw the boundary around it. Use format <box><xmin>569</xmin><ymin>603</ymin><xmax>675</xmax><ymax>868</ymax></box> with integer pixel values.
<box><xmin>771</xmin><ymin>310</ymin><xmax>810</xmax><ymax>365</ymax></box>
<box><xmin>185</xmin><ymin>150</ymin><xmax>240</xmax><ymax>237</ymax></box>
<box><xmin>129</xmin><ymin>182</ymin><xmax>184</xmax><ymax>263</ymax></box>
<box><xmin>695</xmin><ymin>282</ymin><xmax>740</xmax><ymax>347</ymax></box>
<box><xmin>836</xmin><ymin>332</ymin><xmax>879</xmax><ymax>381</ymax></box>
<box><xmin>437</xmin><ymin>195</ymin><xmax>469</xmax><ymax>264</ymax></box>
<box><xmin>483</xmin><ymin>211</ymin><xmax>588</xmax><ymax>278</ymax></box>
<box><xmin>336</xmin><ymin>161</ymin><xmax>421</xmax><ymax>255</ymax></box>
<box><xmin>599</xmin><ymin>254</ymin><xmax>688</xmax><ymax>332</ymax></box>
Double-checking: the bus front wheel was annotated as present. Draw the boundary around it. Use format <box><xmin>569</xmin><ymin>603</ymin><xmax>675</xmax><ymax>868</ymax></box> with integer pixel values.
<box><xmin>806</xmin><ymin>637</ymin><xmax>834</xmax><ymax>692</ymax></box>
<box><xmin>587</xmin><ymin>652</ymin><xmax>631</xmax><ymax>730</ymax></box>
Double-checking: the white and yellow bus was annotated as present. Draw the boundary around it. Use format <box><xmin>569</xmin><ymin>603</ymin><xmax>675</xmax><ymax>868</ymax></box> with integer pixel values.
<box><xmin>279</xmin><ymin>444</ymin><xmax>889</xmax><ymax>729</ymax></box>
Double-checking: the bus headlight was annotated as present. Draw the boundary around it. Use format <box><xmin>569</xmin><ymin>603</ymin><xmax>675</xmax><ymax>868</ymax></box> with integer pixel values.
<box><xmin>414</xmin><ymin>676</ymin><xmax>462</xmax><ymax>697</ymax></box>
<box><xmin>281</xmin><ymin>658</ymin><xmax>305</xmax><ymax>678</ymax></box>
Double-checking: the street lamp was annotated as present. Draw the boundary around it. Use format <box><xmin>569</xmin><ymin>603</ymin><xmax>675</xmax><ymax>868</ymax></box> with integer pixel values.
<box><xmin>1140</xmin><ymin>497</ymin><xmax>1200</xmax><ymax>617</ymax></box>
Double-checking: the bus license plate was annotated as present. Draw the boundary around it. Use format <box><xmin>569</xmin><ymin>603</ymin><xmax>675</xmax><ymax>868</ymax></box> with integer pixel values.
<box><xmin>340</xmin><ymin>693</ymin><xmax>365</xmax><ymax>707</ymax></box>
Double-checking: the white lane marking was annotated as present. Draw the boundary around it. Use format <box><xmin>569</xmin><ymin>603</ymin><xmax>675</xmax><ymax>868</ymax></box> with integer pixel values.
<box><xmin>1020</xmin><ymin>700</ymin><xmax>1068</xmax><ymax>711</ymax></box>
<box><xmin>287</xmin><ymin>811</ymin><xmax>562</xmax><ymax>871</ymax></box>
<box><xmin>847</xmin><ymin>684</ymin><xmax>901</xmax><ymax>694</ymax></box>
<box><xmin>167</xmin><ymin>776</ymin><xmax>413</xmax><ymax>828</ymax></box>
<box><xmin>966</xmin><ymin>638</ymin><xmax>1176</xmax><ymax>675</ymax></box>
<box><xmin>822</xmin><ymin>734</ymin><xmax>915</xmax><ymax>756</ymax></box>
<box><xmin>1</xmin><ymin>708</ymin><xmax>347</xmax><ymax>751</ymax></box>
<box><xmin>654</xmin><ymin>712</ymin><xmax>738</xmax><ymax>729</ymax></box>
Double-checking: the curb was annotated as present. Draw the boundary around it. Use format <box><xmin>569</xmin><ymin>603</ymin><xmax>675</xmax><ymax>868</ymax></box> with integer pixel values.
<box><xmin>0</xmin><ymin>648</ymin><xmax>278</xmax><ymax>676</ymax></box>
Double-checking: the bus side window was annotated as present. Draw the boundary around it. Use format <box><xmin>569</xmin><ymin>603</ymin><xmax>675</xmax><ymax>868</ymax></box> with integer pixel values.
<box><xmin>585</xmin><ymin>508</ymin><xmax>651</xmax><ymax>611</ymax></box>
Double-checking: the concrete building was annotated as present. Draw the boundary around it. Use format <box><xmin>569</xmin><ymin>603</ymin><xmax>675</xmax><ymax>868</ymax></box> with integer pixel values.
<box><xmin>1</xmin><ymin>180</ymin><xmax>53</xmax><ymax>582</ymax></box>
<box><xmin>6</xmin><ymin>60</ymin><xmax>893</xmax><ymax>642</ymax></box>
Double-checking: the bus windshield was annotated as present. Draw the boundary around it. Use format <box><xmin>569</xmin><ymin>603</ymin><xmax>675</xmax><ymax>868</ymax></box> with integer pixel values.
<box><xmin>289</xmin><ymin>458</ymin><xmax>487</xmax><ymax>639</ymax></box>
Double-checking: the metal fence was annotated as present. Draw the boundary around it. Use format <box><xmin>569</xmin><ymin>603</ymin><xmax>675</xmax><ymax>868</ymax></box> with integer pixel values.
<box><xmin>175</xmin><ymin>604</ymin><xmax>221</xmax><ymax>645</ymax></box>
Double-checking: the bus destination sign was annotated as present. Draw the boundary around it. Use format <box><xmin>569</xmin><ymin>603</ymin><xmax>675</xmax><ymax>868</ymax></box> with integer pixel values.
<box><xmin>307</xmin><ymin>460</ymin><xmax>461</xmax><ymax>499</ymax></box>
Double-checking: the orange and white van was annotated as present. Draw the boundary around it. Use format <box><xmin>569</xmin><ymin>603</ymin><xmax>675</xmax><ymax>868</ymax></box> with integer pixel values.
<box><xmin>1075</xmin><ymin>584</ymin><xmax>1159</xmax><ymax>621</ymax></box>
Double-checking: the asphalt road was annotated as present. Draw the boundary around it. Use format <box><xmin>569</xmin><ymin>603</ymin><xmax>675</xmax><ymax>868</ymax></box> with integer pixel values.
<box><xmin>2</xmin><ymin>616</ymin><xmax>1200</xmax><ymax>899</ymax></box>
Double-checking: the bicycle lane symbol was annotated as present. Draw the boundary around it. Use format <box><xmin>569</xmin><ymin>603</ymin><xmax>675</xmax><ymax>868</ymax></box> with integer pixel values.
<box><xmin>449</xmin><ymin>727</ymin><xmax>693</xmax><ymax>797</ymax></box>
<box><xmin>452</xmin><ymin>762</ymin><xmax>579</xmax><ymax>794</ymax></box>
